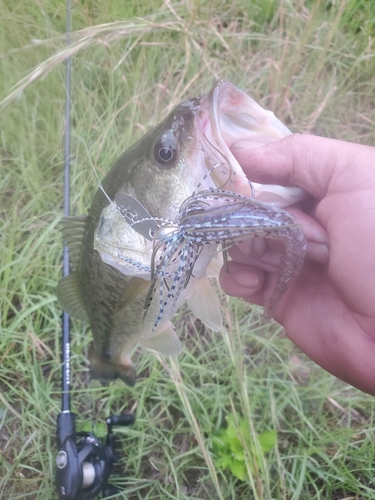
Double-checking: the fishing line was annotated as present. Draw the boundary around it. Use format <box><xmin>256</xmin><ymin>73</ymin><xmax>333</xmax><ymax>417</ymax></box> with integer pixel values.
<box><xmin>55</xmin><ymin>2</ymin><xmax>134</xmax><ymax>499</ymax></box>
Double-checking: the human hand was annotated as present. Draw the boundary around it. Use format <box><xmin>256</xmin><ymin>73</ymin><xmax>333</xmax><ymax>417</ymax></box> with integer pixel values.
<box><xmin>220</xmin><ymin>134</ymin><xmax>375</xmax><ymax>395</ymax></box>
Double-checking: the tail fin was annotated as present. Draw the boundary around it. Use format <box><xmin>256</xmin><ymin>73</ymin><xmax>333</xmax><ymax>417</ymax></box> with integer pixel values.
<box><xmin>89</xmin><ymin>350</ymin><xmax>137</xmax><ymax>387</ymax></box>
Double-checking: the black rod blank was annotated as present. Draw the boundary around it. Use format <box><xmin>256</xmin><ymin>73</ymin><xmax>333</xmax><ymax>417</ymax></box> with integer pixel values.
<box><xmin>61</xmin><ymin>0</ymin><xmax>72</xmax><ymax>413</ymax></box>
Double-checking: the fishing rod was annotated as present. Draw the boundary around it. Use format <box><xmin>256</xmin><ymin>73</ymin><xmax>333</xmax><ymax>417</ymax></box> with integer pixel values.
<box><xmin>55</xmin><ymin>2</ymin><xmax>134</xmax><ymax>498</ymax></box>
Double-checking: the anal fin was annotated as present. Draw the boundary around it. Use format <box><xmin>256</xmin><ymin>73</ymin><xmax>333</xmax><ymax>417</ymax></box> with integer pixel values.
<box><xmin>140</xmin><ymin>321</ymin><xmax>182</xmax><ymax>357</ymax></box>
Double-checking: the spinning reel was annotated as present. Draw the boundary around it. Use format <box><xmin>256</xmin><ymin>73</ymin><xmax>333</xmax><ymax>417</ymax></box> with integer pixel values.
<box><xmin>55</xmin><ymin>3</ymin><xmax>135</xmax><ymax>498</ymax></box>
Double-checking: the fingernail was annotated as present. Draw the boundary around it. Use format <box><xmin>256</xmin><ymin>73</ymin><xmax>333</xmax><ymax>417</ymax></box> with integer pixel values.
<box><xmin>307</xmin><ymin>241</ymin><xmax>330</xmax><ymax>264</ymax></box>
<box><xmin>234</xmin><ymin>270</ymin><xmax>260</xmax><ymax>289</ymax></box>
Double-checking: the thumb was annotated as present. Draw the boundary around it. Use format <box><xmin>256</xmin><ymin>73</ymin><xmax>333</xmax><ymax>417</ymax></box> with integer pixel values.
<box><xmin>231</xmin><ymin>133</ymin><xmax>372</xmax><ymax>200</ymax></box>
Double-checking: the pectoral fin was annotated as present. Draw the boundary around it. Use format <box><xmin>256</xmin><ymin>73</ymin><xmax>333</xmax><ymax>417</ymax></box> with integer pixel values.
<box><xmin>187</xmin><ymin>277</ymin><xmax>222</xmax><ymax>331</ymax></box>
<box><xmin>140</xmin><ymin>321</ymin><xmax>182</xmax><ymax>356</ymax></box>
<box><xmin>56</xmin><ymin>272</ymin><xmax>88</xmax><ymax>321</ymax></box>
<box><xmin>115</xmin><ymin>277</ymin><xmax>150</xmax><ymax>314</ymax></box>
<box><xmin>206</xmin><ymin>253</ymin><xmax>223</xmax><ymax>277</ymax></box>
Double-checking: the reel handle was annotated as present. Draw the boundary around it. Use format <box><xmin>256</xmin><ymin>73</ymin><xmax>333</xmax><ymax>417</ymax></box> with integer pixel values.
<box><xmin>106</xmin><ymin>414</ymin><xmax>134</xmax><ymax>433</ymax></box>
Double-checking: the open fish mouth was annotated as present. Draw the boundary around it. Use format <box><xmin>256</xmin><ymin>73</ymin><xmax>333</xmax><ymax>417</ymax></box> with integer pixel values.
<box><xmin>198</xmin><ymin>80</ymin><xmax>305</xmax><ymax>205</ymax></box>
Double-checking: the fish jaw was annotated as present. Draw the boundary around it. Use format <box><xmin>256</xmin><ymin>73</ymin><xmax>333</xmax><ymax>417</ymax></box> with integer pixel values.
<box><xmin>203</xmin><ymin>80</ymin><xmax>306</xmax><ymax>206</ymax></box>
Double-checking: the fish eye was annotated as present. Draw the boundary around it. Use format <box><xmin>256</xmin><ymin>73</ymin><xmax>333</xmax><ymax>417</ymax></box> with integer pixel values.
<box><xmin>158</xmin><ymin>147</ymin><xmax>174</xmax><ymax>162</ymax></box>
<box><xmin>154</xmin><ymin>136</ymin><xmax>178</xmax><ymax>168</ymax></box>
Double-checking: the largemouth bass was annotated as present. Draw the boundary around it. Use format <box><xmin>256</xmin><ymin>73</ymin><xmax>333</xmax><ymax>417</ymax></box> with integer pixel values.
<box><xmin>56</xmin><ymin>80</ymin><xmax>306</xmax><ymax>386</ymax></box>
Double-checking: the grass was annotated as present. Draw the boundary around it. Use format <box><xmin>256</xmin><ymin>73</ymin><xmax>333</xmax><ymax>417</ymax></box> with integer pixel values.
<box><xmin>1</xmin><ymin>0</ymin><xmax>375</xmax><ymax>498</ymax></box>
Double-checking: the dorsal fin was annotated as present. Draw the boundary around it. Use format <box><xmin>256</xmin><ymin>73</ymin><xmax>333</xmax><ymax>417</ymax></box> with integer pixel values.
<box><xmin>56</xmin><ymin>271</ymin><xmax>88</xmax><ymax>321</ymax></box>
<box><xmin>61</xmin><ymin>216</ymin><xmax>87</xmax><ymax>267</ymax></box>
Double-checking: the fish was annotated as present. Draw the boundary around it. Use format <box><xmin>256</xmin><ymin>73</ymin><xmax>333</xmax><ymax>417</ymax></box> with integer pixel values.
<box><xmin>56</xmin><ymin>80</ymin><xmax>306</xmax><ymax>386</ymax></box>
